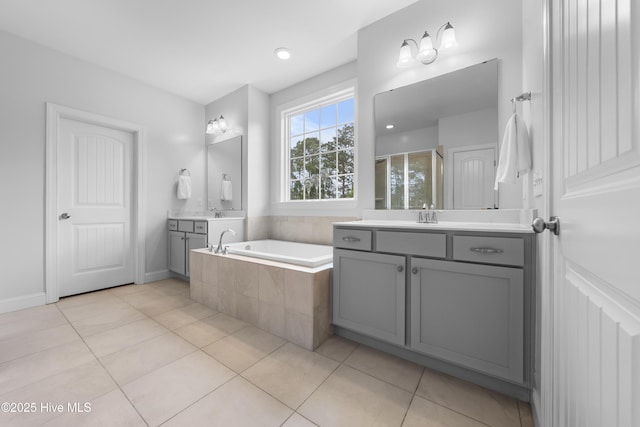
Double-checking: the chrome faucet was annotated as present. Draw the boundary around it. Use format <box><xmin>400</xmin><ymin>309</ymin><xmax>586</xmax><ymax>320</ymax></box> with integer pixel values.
<box><xmin>208</xmin><ymin>207</ymin><xmax>222</xmax><ymax>218</ymax></box>
<box><xmin>426</xmin><ymin>204</ymin><xmax>438</xmax><ymax>223</ymax></box>
<box><xmin>418</xmin><ymin>203</ymin><xmax>438</xmax><ymax>224</ymax></box>
<box><xmin>213</xmin><ymin>228</ymin><xmax>236</xmax><ymax>254</ymax></box>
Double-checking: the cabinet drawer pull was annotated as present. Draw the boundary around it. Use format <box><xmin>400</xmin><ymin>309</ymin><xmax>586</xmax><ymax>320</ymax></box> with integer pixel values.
<box><xmin>397</xmin><ymin>265</ymin><xmax>404</xmax><ymax>272</ymax></box>
<box><xmin>342</xmin><ymin>236</ymin><xmax>361</xmax><ymax>243</ymax></box>
<box><xmin>470</xmin><ymin>247</ymin><xmax>504</xmax><ymax>254</ymax></box>
<box><xmin>412</xmin><ymin>267</ymin><xmax>418</xmax><ymax>274</ymax></box>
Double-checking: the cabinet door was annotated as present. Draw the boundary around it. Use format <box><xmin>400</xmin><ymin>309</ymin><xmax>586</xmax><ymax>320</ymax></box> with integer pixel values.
<box><xmin>185</xmin><ymin>233</ymin><xmax>207</xmax><ymax>276</ymax></box>
<box><xmin>168</xmin><ymin>231</ymin><xmax>186</xmax><ymax>275</ymax></box>
<box><xmin>410</xmin><ymin>258</ymin><xmax>524</xmax><ymax>383</ymax></box>
<box><xmin>333</xmin><ymin>249</ymin><xmax>406</xmax><ymax>346</ymax></box>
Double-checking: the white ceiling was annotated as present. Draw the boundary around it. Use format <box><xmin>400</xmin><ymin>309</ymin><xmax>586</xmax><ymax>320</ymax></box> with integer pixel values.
<box><xmin>0</xmin><ymin>0</ymin><xmax>417</xmax><ymax>105</ymax></box>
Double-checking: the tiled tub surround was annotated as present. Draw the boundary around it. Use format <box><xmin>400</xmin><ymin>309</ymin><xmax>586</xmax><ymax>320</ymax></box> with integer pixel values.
<box><xmin>189</xmin><ymin>249</ymin><xmax>332</xmax><ymax>350</ymax></box>
<box><xmin>247</xmin><ymin>216</ymin><xmax>360</xmax><ymax>244</ymax></box>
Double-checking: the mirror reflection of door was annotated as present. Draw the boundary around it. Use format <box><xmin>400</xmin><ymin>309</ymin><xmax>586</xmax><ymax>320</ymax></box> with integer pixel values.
<box><xmin>449</xmin><ymin>145</ymin><xmax>497</xmax><ymax>209</ymax></box>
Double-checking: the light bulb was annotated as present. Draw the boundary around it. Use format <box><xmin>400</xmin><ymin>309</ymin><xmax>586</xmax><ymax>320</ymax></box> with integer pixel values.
<box><xmin>416</xmin><ymin>31</ymin><xmax>437</xmax><ymax>64</ymax></box>
<box><xmin>440</xmin><ymin>22</ymin><xmax>458</xmax><ymax>50</ymax></box>
<box><xmin>396</xmin><ymin>40</ymin><xmax>414</xmax><ymax>68</ymax></box>
<box><xmin>218</xmin><ymin>115</ymin><xmax>227</xmax><ymax>133</ymax></box>
<box><xmin>205</xmin><ymin>120</ymin><xmax>215</xmax><ymax>134</ymax></box>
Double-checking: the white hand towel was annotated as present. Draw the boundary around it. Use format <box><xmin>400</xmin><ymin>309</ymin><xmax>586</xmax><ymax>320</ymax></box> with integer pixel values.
<box><xmin>221</xmin><ymin>180</ymin><xmax>233</xmax><ymax>201</ymax></box>
<box><xmin>177</xmin><ymin>175</ymin><xmax>192</xmax><ymax>199</ymax></box>
<box><xmin>494</xmin><ymin>113</ymin><xmax>532</xmax><ymax>190</ymax></box>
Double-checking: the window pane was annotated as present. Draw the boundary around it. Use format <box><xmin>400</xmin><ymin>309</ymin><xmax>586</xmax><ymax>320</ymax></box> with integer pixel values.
<box><xmin>337</xmin><ymin>149</ymin><xmax>354</xmax><ymax>174</ymax></box>
<box><xmin>390</xmin><ymin>155</ymin><xmax>404</xmax><ymax>209</ymax></box>
<box><xmin>305</xmin><ymin>155</ymin><xmax>319</xmax><ymax>177</ymax></box>
<box><xmin>290</xmin><ymin>180</ymin><xmax>304</xmax><ymax>200</ymax></box>
<box><xmin>290</xmin><ymin>137</ymin><xmax>304</xmax><ymax>158</ymax></box>
<box><xmin>320</xmin><ymin>128</ymin><xmax>336</xmax><ymax>152</ymax></box>
<box><xmin>337</xmin><ymin>174</ymin><xmax>354</xmax><ymax>198</ymax></box>
<box><xmin>408</xmin><ymin>151</ymin><xmax>432</xmax><ymax>209</ymax></box>
<box><xmin>305</xmin><ymin>109</ymin><xmax>320</xmax><ymax>132</ymax></box>
<box><xmin>290</xmin><ymin>158</ymin><xmax>304</xmax><ymax>180</ymax></box>
<box><xmin>337</xmin><ymin>124</ymin><xmax>354</xmax><ymax>149</ymax></box>
<box><xmin>337</xmin><ymin>98</ymin><xmax>354</xmax><ymax>124</ymax></box>
<box><xmin>290</xmin><ymin>114</ymin><xmax>304</xmax><ymax>136</ymax></box>
<box><xmin>321</xmin><ymin>152</ymin><xmax>337</xmax><ymax>175</ymax></box>
<box><xmin>375</xmin><ymin>158</ymin><xmax>387</xmax><ymax>209</ymax></box>
<box><xmin>321</xmin><ymin>176</ymin><xmax>337</xmax><ymax>199</ymax></box>
<box><xmin>320</xmin><ymin>104</ymin><xmax>337</xmax><ymax>129</ymax></box>
<box><xmin>303</xmin><ymin>175</ymin><xmax>319</xmax><ymax>199</ymax></box>
<box><xmin>304</xmin><ymin>134</ymin><xmax>319</xmax><ymax>155</ymax></box>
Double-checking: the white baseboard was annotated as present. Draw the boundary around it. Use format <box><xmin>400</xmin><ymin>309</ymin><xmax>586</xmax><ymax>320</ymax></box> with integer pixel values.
<box><xmin>531</xmin><ymin>387</ymin><xmax>542</xmax><ymax>427</ymax></box>
<box><xmin>144</xmin><ymin>269</ymin><xmax>172</xmax><ymax>283</ymax></box>
<box><xmin>0</xmin><ymin>292</ymin><xmax>47</xmax><ymax>314</ymax></box>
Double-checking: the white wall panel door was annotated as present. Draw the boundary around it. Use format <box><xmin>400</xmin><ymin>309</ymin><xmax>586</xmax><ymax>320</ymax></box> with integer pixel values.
<box><xmin>550</xmin><ymin>1</ymin><xmax>640</xmax><ymax>426</ymax></box>
<box><xmin>57</xmin><ymin>118</ymin><xmax>134</xmax><ymax>297</ymax></box>
<box><xmin>452</xmin><ymin>146</ymin><xmax>496</xmax><ymax>209</ymax></box>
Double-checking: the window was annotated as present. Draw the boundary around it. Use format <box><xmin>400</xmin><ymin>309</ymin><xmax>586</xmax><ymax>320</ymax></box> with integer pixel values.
<box><xmin>284</xmin><ymin>89</ymin><xmax>355</xmax><ymax>202</ymax></box>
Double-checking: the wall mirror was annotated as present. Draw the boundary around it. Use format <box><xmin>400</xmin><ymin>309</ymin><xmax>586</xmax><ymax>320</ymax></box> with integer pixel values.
<box><xmin>207</xmin><ymin>135</ymin><xmax>242</xmax><ymax>212</ymax></box>
<box><xmin>374</xmin><ymin>59</ymin><xmax>498</xmax><ymax>210</ymax></box>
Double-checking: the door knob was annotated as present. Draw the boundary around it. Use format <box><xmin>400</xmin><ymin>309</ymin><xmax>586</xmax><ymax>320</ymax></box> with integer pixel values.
<box><xmin>532</xmin><ymin>216</ymin><xmax>560</xmax><ymax>235</ymax></box>
<box><xmin>59</xmin><ymin>213</ymin><xmax>71</xmax><ymax>220</ymax></box>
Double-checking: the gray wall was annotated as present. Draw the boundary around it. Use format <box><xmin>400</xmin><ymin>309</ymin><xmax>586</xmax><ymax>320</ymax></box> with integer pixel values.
<box><xmin>357</xmin><ymin>0</ymin><xmax>524</xmax><ymax>211</ymax></box>
<box><xmin>0</xmin><ymin>30</ymin><xmax>204</xmax><ymax>306</ymax></box>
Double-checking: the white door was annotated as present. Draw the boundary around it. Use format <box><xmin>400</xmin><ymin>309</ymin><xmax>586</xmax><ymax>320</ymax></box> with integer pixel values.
<box><xmin>549</xmin><ymin>1</ymin><xmax>640</xmax><ymax>425</ymax></box>
<box><xmin>452</xmin><ymin>146</ymin><xmax>496</xmax><ymax>209</ymax></box>
<box><xmin>57</xmin><ymin>118</ymin><xmax>134</xmax><ymax>297</ymax></box>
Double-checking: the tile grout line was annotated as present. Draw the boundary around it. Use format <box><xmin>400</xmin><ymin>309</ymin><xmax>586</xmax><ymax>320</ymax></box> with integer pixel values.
<box><xmin>53</xmin><ymin>302</ymin><xmax>152</xmax><ymax>427</ymax></box>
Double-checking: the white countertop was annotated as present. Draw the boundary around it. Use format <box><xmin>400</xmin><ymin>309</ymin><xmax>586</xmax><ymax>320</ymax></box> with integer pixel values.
<box><xmin>168</xmin><ymin>216</ymin><xmax>245</xmax><ymax>221</ymax></box>
<box><xmin>333</xmin><ymin>220</ymin><xmax>534</xmax><ymax>233</ymax></box>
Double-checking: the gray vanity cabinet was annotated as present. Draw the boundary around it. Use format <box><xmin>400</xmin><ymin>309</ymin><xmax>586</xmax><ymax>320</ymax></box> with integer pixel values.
<box><xmin>333</xmin><ymin>249</ymin><xmax>406</xmax><ymax>346</ymax></box>
<box><xmin>168</xmin><ymin>220</ymin><xmax>208</xmax><ymax>276</ymax></box>
<box><xmin>333</xmin><ymin>223</ymin><xmax>534</xmax><ymax>398</ymax></box>
<box><xmin>410</xmin><ymin>258</ymin><xmax>524</xmax><ymax>383</ymax></box>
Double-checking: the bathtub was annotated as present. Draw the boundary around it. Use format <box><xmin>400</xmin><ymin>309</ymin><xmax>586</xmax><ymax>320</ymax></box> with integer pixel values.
<box><xmin>225</xmin><ymin>239</ymin><xmax>333</xmax><ymax>268</ymax></box>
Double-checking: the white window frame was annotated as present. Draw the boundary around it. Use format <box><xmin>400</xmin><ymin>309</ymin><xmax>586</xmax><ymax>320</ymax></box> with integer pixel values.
<box><xmin>276</xmin><ymin>81</ymin><xmax>357</xmax><ymax>210</ymax></box>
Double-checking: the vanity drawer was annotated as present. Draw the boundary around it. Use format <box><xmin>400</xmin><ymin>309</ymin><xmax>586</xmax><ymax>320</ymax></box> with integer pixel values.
<box><xmin>194</xmin><ymin>221</ymin><xmax>207</xmax><ymax>234</ymax></box>
<box><xmin>376</xmin><ymin>231</ymin><xmax>446</xmax><ymax>258</ymax></box>
<box><xmin>168</xmin><ymin>220</ymin><xmax>178</xmax><ymax>231</ymax></box>
<box><xmin>334</xmin><ymin>229</ymin><xmax>372</xmax><ymax>251</ymax></box>
<box><xmin>178</xmin><ymin>220</ymin><xmax>194</xmax><ymax>233</ymax></box>
<box><xmin>453</xmin><ymin>236</ymin><xmax>524</xmax><ymax>267</ymax></box>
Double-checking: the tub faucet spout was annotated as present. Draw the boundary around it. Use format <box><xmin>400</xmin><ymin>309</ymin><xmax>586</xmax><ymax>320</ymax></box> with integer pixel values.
<box><xmin>215</xmin><ymin>229</ymin><xmax>236</xmax><ymax>254</ymax></box>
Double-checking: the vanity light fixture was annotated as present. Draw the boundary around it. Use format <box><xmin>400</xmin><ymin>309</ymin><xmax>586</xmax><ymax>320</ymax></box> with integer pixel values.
<box><xmin>385</xmin><ymin>124</ymin><xmax>395</xmax><ymax>129</ymax></box>
<box><xmin>397</xmin><ymin>22</ymin><xmax>458</xmax><ymax>68</ymax></box>
<box><xmin>206</xmin><ymin>115</ymin><xmax>228</xmax><ymax>135</ymax></box>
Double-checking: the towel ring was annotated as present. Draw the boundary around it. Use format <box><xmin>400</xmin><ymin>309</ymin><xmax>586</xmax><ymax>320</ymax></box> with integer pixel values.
<box><xmin>180</xmin><ymin>168</ymin><xmax>190</xmax><ymax>176</ymax></box>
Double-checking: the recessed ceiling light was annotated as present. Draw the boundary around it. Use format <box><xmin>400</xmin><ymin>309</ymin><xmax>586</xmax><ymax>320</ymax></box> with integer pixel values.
<box><xmin>386</xmin><ymin>124</ymin><xmax>395</xmax><ymax>129</ymax></box>
<box><xmin>274</xmin><ymin>47</ymin><xmax>291</xmax><ymax>60</ymax></box>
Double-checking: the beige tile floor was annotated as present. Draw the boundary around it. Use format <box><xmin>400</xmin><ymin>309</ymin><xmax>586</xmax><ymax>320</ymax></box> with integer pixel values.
<box><xmin>0</xmin><ymin>279</ymin><xmax>535</xmax><ymax>427</ymax></box>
